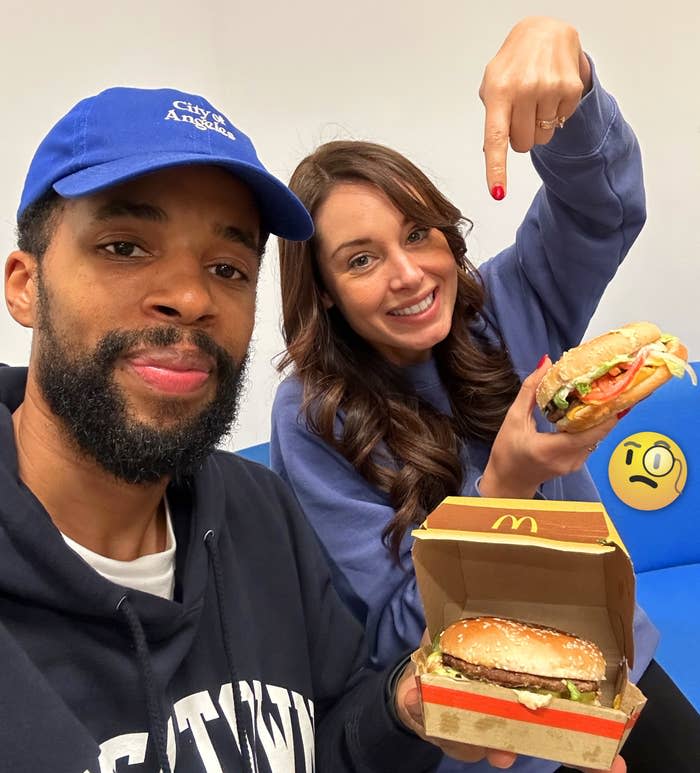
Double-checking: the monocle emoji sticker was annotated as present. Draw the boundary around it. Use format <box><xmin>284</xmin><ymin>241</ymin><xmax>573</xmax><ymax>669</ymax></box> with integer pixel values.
<box><xmin>608</xmin><ymin>432</ymin><xmax>687</xmax><ymax>511</ymax></box>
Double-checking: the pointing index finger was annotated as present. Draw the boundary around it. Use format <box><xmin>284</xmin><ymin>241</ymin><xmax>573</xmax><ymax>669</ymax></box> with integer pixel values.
<box><xmin>483</xmin><ymin>98</ymin><xmax>511</xmax><ymax>199</ymax></box>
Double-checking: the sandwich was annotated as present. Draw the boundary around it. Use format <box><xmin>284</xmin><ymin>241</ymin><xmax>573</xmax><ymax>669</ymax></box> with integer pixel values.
<box><xmin>425</xmin><ymin>616</ymin><xmax>606</xmax><ymax>708</ymax></box>
<box><xmin>536</xmin><ymin>321</ymin><xmax>696</xmax><ymax>432</ymax></box>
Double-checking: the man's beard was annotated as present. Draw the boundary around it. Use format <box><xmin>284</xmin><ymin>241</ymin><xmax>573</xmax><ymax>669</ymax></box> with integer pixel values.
<box><xmin>34</xmin><ymin>285</ymin><xmax>248</xmax><ymax>484</ymax></box>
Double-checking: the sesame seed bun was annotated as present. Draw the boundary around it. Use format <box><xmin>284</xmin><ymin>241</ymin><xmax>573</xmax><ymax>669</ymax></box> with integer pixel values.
<box><xmin>439</xmin><ymin>616</ymin><xmax>606</xmax><ymax>683</ymax></box>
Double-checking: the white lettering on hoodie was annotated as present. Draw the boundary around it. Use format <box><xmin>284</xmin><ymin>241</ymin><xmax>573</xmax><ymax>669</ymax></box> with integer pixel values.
<box><xmin>174</xmin><ymin>691</ymin><xmax>223</xmax><ymax>771</ymax></box>
<box><xmin>91</xmin><ymin>679</ymin><xmax>315</xmax><ymax>771</ymax></box>
<box><xmin>93</xmin><ymin>719</ymin><xmax>178</xmax><ymax>772</ymax></box>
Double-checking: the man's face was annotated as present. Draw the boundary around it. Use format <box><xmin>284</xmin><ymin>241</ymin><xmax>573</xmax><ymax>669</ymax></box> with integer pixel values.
<box><xmin>29</xmin><ymin>165</ymin><xmax>262</xmax><ymax>482</ymax></box>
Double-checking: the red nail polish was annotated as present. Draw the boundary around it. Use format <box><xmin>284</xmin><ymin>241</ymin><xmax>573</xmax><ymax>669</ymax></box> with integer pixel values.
<box><xmin>617</xmin><ymin>407</ymin><xmax>632</xmax><ymax>419</ymax></box>
<box><xmin>537</xmin><ymin>354</ymin><xmax>549</xmax><ymax>369</ymax></box>
<box><xmin>491</xmin><ymin>185</ymin><xmax>505</xmax><ymax>201</ymax></box>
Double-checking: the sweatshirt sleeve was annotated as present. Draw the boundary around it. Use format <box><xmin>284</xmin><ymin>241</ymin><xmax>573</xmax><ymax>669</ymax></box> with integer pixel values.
<box><xmin>271</xmin><ymin>377</ymin><xmax>427</xmax><ymax>669</ymax></box>
<box><xmin>269</xmin><ymin>469</ymin><xmax>440</xmax><ymax>772</ymax></box>
<box><xmin>478</xmin><ymin>58</ymin><xmax>646</xmax><ymax>377</ymax></box>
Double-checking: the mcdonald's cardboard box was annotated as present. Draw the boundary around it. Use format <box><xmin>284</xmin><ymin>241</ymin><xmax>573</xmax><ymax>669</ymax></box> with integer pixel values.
<box><xmin>411</xmin><ymin>496</ymin><xmax>646</xmax><ymax>770</ymax></box>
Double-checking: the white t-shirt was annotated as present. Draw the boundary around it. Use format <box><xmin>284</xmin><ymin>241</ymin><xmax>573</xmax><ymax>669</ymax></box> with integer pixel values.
<box><xmin>61</xmin><ymin>500</ymin><xmax>176</xmax><ymax>600</ymax></box>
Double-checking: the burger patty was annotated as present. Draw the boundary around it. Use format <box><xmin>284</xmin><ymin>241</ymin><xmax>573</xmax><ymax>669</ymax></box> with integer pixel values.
<box><xmin>543</xmin><ymin>400</ymin><xmax>568</xmax><ymax>423</ymax></box>
<box><xmin>442</xmin><ymin>654</ymin><xmax>598</xmax><ymax>693</ymax></box>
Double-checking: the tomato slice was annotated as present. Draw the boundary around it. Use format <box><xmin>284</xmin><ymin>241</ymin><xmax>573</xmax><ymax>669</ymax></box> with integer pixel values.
<box><xmin>579</xmin><ymin>354</ymin><xmax>645</xmax><ymax>404</ymax></box>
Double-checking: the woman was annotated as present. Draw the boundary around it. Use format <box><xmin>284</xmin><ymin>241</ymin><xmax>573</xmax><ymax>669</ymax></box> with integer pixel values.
<box><xmin>271</xmin><ymin>16</ymin><xmax>695</xmax><ymax>773</ymax></box>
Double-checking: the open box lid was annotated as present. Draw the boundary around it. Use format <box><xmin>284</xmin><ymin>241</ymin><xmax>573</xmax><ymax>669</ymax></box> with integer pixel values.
<box><xmin>412</xmin><ymin>496</ymin><xmax>636</xmax><ymax>670</ymax></box>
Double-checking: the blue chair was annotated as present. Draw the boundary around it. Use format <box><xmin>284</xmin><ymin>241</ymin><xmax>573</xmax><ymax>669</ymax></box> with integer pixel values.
<box><xmin>587</xmin><ymin>365</ymin><xmax>699</xmax><ymax>710</ymax></box>
<box><xmin>236</xmin><ymin>442</ymin><xmax>271</xmax><ymax>467</ymax></box>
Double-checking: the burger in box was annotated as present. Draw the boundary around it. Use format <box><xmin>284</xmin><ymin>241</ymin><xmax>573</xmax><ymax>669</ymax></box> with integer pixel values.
<box><xmin>411</xmin><ymin>496</ymin><xmax>647</xmax><ymax>769</ymax></box>
<box><xmin>426</xmin><ymin>616</ymin><xmax>606</xmax><ymax>710</ymax></box>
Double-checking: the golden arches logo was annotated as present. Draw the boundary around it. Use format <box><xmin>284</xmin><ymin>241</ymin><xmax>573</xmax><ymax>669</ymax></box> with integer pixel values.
<box><xmin>491</xmin><ymin>514</ymin><xmax>539</xmax><ymax>534</ymax></box>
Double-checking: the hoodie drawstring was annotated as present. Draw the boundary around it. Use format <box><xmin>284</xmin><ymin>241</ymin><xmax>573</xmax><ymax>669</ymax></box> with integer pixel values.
<box><xmin>204</xmin><ymin>529</ymin><xmax>253</xmax><ymax>773</ymax></box>
<box><xmin>117</xmin><ymin>595</ymin><xmax>172</xmax><ymax>773</ymax></box>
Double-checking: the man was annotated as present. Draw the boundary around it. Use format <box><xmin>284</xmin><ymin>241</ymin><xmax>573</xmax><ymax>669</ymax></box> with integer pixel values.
<box><xmin>0</xmin><ymin>86</ymin><xmax>623</xmax><ymax>772</ymax></box>
<box><xmin>0</xmin><ymin>85</ymin><xmax>471</xmax><ymax>773</ymax></box>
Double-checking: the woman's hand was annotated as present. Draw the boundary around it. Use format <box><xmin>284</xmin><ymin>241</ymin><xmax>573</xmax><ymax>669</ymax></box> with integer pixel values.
<box><xmin>480</xmin><ymin>357</ymin><xmax>619</xmax><ymax>499</ymax></box>
<box><xmin>479</xmin><ymin>16</ymin><xmax>593</xmax><ymax>198</ymax></box>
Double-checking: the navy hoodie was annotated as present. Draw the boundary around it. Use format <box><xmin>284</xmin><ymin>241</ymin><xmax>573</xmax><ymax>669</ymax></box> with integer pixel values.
<box><xmin>0</xmin><ymin>365</ymin><xmax>440</xmax><ymax>772</ymax></box>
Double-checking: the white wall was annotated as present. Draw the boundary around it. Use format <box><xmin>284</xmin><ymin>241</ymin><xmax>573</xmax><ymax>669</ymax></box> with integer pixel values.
<box><xmin>1</xmin><ymin>1</ymin><xmax>698</xmax><ymax>450</ymax></box>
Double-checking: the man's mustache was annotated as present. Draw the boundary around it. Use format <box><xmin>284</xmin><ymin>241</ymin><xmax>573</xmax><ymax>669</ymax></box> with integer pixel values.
<box><xmin>94</xmin><ymin>327</ymin><xmax>232</xmax><ymax>374</ymax></box>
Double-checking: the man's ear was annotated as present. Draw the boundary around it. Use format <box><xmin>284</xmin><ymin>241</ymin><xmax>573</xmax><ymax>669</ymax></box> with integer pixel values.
<box><xmin>5</xmin><ymin>251</ymin><xmax>39</xmax><ymax>328</ymax></box>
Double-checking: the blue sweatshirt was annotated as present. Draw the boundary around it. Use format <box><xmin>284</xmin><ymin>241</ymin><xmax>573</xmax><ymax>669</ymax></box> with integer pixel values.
<box><xmin>271</xmin><ymin>63</ymin><xmax>660</xmax><ymax>773</ymax></box>
<box><xmin>0</xmin><ymin>366</ymin><xmax>442</xmax><ymax>772</ymax></box>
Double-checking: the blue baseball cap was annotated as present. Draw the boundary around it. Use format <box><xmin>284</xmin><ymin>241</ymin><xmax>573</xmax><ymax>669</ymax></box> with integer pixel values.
<box><xmin>18</xmin><ymin>86</ymin><xmax>313</xmax><ymax>241</ymax></box>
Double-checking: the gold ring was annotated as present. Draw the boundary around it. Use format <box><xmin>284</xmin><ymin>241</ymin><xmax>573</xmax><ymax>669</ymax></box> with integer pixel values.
<box><xmin>536</xmin><ymin>116</ymin><xmax>566</xmax><ymax>130</ymax></box>
<box><xmin>587</xmin><ymin>442</ymin><xmax>600</xmax><ymax>453</ymax></box>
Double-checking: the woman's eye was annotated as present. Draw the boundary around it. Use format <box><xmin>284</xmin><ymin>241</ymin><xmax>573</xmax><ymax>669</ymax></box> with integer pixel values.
<box><xmin>348</xmin><ymin>253</ymin><xmax>373</xmax><ymax>270</ymax></box>
<box><xmin>211</xmin><ymin>263</ymin><xmax>244</xmax><ymax>280</ymax></box>
<box><xmin>103</xmin><ymin>241</ymin><xmax>148</xmax><ymax>257</ymax></box>
<box><xmin>407</xmin><ymin>227</ymin><xmax>429</xmax><ymax>244</ymax></box>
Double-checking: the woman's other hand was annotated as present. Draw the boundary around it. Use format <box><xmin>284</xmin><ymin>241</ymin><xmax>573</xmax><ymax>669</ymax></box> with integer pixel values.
<box><xmin>479</xmin><ymin>16</ymin><xmax>593</xmax><ymax>199</ymax></box>
<box><xmin>480</xmin><ymin>356</ymin><xmax>618</xmax><ymax>499</ymax></box>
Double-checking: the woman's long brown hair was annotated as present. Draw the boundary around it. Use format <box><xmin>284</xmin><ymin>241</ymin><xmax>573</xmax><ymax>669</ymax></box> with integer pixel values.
<box><xmin>278</xmin><ymin>140</ymin><xmax>520</xmax><ymax>563</ymax></box>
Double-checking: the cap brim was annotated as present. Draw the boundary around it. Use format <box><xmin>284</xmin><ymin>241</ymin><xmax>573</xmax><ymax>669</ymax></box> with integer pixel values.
<box><xmin>53</xmin><ymin>152</ymin><xmax>313</xmax><ymax>241</ymax></box>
